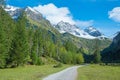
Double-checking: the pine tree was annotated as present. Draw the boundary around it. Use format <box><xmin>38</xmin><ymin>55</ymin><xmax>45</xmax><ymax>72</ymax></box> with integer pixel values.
<box><xmin>31</xmin><ymin>30</ymin><xmax>39</xmax><ymax>65</ymax></box>
<box><xmin>0</xmin><ymin>23</ymin><xmax>7</xmax><ymax>68</ymax></box>
<box><xmin>0</xmin><ymin>7</ymin><xmax>15</xmax><ymax>68</ymax></box>
<box><xmin>9</xmin><ymin>13</ymin><xmax>29</xmax><ymax>66</ymax></box>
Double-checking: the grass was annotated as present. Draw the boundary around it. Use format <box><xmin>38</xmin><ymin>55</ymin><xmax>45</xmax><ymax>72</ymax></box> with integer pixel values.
<box><xmin>77</xmin><ymin>64</ymin><xmax>120</xmax><ymax>80</ymax></box>
<box><xmin>0</xmin><ymin>64</ymin><xmax>70</xmax><ymax>80</ymax></box>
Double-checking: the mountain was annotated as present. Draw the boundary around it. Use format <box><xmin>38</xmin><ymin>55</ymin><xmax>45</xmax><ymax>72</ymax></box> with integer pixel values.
<box><xmin>112</xmin><ymin>32</ymin><xmax>120</xmax><ymax>47</ymax></box>
<box><xmin>55</xmin><ymin>21</ymin><xmax>107</xmax><ymax>39</ymax></box>
<box><xmin>25</xmin><ymin>6</ymin><xmax>44</xmax><ymax>22</ymax></box>
<box><xmin>84</xmin><ymin>26</ymin><xmax>105</xmax><ymax>38</ymax></box>
<box><xmin>4</xmin><ymin>5</ymin><xmax>44</xmax><ymax>21</ymax></box>
<box><xmin>5</xmin><ymin>5</ymin><xmax>59</xmax><ymax>34</ymax></box>
<box><xmin>4</xmin><ymin>5</ymin><xmax>22</xmax><ymax>19</ymax></box>
<box><xmin>4</xmin><ymin>5</ymin><xmax>45</xmax><ymax>21</ymax></box>
<box><xmin>25</xmin><ymin>6</ymin><xmax>60</xmax><ymax>35</ymax></box>
<box><xmin>4</xmin><ymin>5</ymin><xmax>108</xmax><ymax>40</ymax></box>
<box><xmin>102</xmin><ymin>32</ymin><xmax>120</xmax><ymax>63</ymax></box>
<box><xmin>3</xmin><ymin>5</ymin><xmax>111</xmax><ymax>54</ymax></box>
<box><xmin>55</xmin><ymin>21</ymin><xmax>96</xmax><ymax>39</ymax></box>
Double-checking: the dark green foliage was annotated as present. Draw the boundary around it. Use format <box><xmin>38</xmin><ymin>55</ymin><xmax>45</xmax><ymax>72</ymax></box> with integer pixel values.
<box><xmin>64</xmin><ymin>40</ymin><xmax>77</xmax><ymax>53</ymax></box>
<box><xmin>93</xmin><ymin>50</ymin><xmax>101</xmax><ymax>63</ymax></box>
<box><xmin>0</xmin><ymin>7</ymin><xmax>15</xmax><ymax>68</ymax></box>
<box><xmin>8</xmin><ymin>13</ymin><xmax>29</xmax><ymax>67</ymax></box>
<box><xmin>102</xmin><ymin>33</ymin><xmax>120</xmax><ymax>63</ymax></box>
<box><xmin>31</xmin><ymin>30</ymin><xmax>39</xmax><ymax>65</ymax></box>
<box><xmin>83</xmin><ymin>54</ymin><xmax>93</xmax><ymax>63</ymax></box>
<box><xmin>0</xmin><ymin>24</ymin><xmax>7</xmax><ymax>68</ymax></box>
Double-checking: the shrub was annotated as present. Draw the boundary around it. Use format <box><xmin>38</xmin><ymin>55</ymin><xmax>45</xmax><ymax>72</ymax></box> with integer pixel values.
<box><xmin>53</xmin><ymin>63</ymin><xmax>62</xmax><ymax>68</ymax></box>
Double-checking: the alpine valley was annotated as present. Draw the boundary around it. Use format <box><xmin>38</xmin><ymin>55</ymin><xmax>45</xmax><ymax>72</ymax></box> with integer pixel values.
<box><xmin>0</xmin><ymin>0</ymin><xmax>120</xmax><ymax>80</ymax></box>
<box><xmin>1</xmin><ymin>3</ymin><xmax>118</xmax><ymax>69</ymax></box>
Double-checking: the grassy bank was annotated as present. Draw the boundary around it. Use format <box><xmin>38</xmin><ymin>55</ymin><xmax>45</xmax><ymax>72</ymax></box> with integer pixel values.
<box><xmin>0</xmin><ymin>64</ymin><xmax>70</xmax><ymax>80</ymax></box>
<box><xmin>77</xmin><ymin>64</ymin><xmax>120</xmax><ymax>80</ymax></box>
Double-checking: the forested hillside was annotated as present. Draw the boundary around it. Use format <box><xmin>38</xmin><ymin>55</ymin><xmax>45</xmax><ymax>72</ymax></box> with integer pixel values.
<box><xmin>0</xmin><ymin>7</ymin><xmax>85</xmax><ymax>68</ymax></box>
<box><xmin>102</xmin><ymin>32</ymin><xmax>120</xmax><ymax>63</ymax></box>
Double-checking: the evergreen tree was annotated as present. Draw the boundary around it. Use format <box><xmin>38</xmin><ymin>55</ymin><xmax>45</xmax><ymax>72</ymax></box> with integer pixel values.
<box><xmin>64</xmin><ymin>40</ymin><xmax>77</xmax><ymax>52</ymax></box>
<box><xmin>0</xmin><ymin>7</ymin><xmax>15</xmax><ymax>68</ymax></box>
<box><xmin>27</xmin><ymin>27</ymin><xmax>34</xmax><ymax>55</ymax></box>
<box><xmin>0</xmin><ymin>23</ymin><xmax>7</xmax><ymax>68</ymax></box>
<box><xmin>93</xmin><ymin>39</ymin><xmax>101</xmax><ymax>63</ymax></box>
<box><xmin>9</xmin><ymin>13</ymin><xmax>29</xmax><ymax>66</ymax></box>
<box><xmin>31</xmin><ymin>30</ymin><xmax>39</xmax><ymax>65</ymax></box>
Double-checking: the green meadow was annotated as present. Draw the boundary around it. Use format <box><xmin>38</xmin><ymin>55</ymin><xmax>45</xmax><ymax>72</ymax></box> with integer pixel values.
<box><xmin>0</xmin><ymin>64</ymin><xmax>70</xmax><ymax>80</ymax></box>
<box><xmin>77</xmin><ymin>64</ymin><xmax>120</xmax><ymax>80</ymax></box>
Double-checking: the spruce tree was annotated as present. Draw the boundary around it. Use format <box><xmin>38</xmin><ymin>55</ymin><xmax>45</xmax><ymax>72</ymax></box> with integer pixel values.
<box><xmin>9</xmin><ymin>13</ymin><xmax>29</xmax><ymax>66</ymax></box>
<box><xmin>31</xmin><ymin>30</ymin><xmax>39</xmax><ymax>65</ymax></box>
<box><xmin>0</xmin><ymin>7</ymin><xmax>15</xmax><ymax>68</ymax></box>
<box><xmin>0</xmin><ymin>23</ymin><xmax>7</xmax><ymax>68</ymax></box>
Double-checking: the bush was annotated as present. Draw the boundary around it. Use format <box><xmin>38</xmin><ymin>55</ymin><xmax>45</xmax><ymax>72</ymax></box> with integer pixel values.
<box><xmin>53</xmin><ymin>63</ymin><xmax>62</xmax><ymax>68</ymax></box>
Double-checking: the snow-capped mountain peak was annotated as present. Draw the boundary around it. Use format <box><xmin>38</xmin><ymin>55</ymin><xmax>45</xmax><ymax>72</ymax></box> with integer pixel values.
<box><xmin>25</xmin><ymin>6</ymin><xmax>44</xmax><ymax>22</ymax></box>
<box><xmin>84</xmin><ymin>26</ymin><xmax>104</xmax><ymax>37</ymax></box>
<box><xmin>4</xmin><ymin>5</ymin><xmax>44</xmax><ymax>21</ymax></box>
<box><xmin>4</xmin><ymin>5</ymin><xmax>107</xmax><ymax>40</ymax></box>
<box><xmin>55</xmin><ymin>21</ymin><xmax>96</xmax><ymax>39</ymax></box>
<box><xmin>25</xmin><ymin>6</ymin><xmax>40</xmax><ymax>14</ymax></box>
<box><xmin>4</xmin><ymin>5</ymin><xmax>22</xmax><ymax>19</ymax></box>
<box><xmin>86</xmin><ymin>26</ymin><xmax>98</xmax><ymax>32</ymax></box>
<box><xmin>56</xmin><ymin>21</ymin><xmax>79</xmax><ymax>33</ymax></box>
<box><xmin>4</xmin><ymin>5</ymin><xmax>20</xmax><ymax>11</ymax></box>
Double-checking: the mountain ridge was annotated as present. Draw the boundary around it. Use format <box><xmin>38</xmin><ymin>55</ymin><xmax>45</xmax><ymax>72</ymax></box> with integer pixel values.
<box><xmin>55</xmin><ymin>21</ymin><xmax>107</xmax><ymax>39</ymax></box>
<box><xmin>4</xmin><ymin>5</ymin><xmax>109</xmax><ymax>40</ymax></box>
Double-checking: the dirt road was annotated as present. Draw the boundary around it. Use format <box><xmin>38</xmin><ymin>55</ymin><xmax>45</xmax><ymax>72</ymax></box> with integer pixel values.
<box><xmin>43</xmin><ymin>65</ymin><xmax>84</xmax><ymax>80</ymax></box>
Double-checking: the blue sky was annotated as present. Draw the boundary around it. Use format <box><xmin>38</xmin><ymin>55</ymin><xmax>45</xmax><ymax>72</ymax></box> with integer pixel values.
<box><xmin>6</xmin><ymin>0</ymin><xmax>120</xmax><ymax>36</ymax></box>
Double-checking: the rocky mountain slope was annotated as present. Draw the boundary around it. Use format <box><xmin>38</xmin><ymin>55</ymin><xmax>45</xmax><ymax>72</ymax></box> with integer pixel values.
<box><xmin>55</xmin><ymin>21</ymin><xmax>96</xmax><ymax>39</ymax></box>
<box><xmin>4</xmin><ymin>5</ymin><xmax>22</xmax><ymax>19</ymax></box>
<box><xmin>84</xmin><ymin>26</ymin><xmax>105</xmax><ymax>38</ymax></box>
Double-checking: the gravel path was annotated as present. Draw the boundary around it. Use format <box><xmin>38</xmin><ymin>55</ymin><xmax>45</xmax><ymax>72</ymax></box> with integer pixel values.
<box><xmin>43</xmin><ymin>65</ymin><xmax>84</xmax><ymax>80</ymax></box>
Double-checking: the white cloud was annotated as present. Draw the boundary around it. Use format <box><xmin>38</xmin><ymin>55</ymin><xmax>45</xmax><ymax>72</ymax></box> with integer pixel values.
<box><xmin>33</xmin><ymin>3</ymin><xmax>93</xmax><ymax>27</ymax></box>
<box><xmin>108</xmin><ymin>7</ymin><xmax>120</xmax><ymax>23</ymax></box>
<box><xmin>33</xmin><ymin>3</ymin><xmax>75</xmax><ymax>24</ymax></box>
